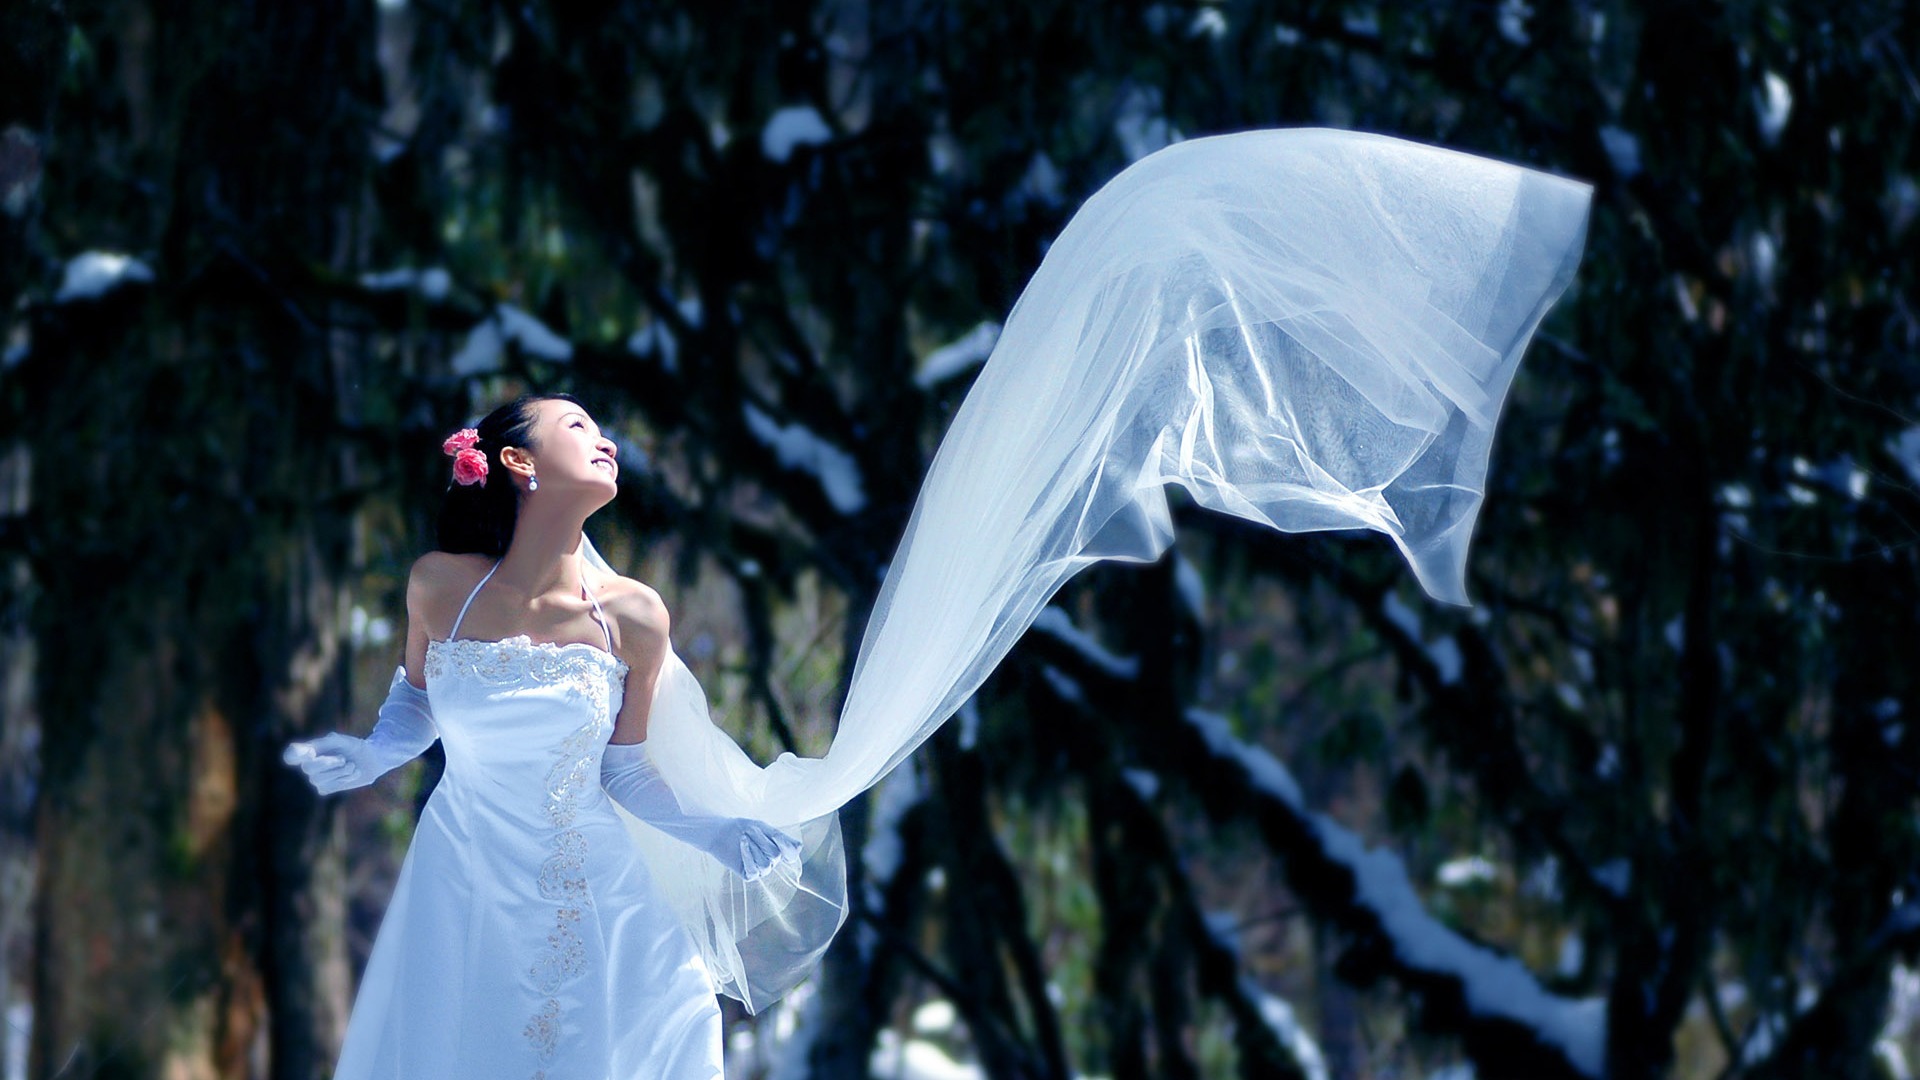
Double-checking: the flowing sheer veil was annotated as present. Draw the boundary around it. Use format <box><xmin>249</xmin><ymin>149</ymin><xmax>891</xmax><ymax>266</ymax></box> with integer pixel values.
<box><xmin>591</xmin><ymin>128</ymin><xmax>1592</xmax><ymax>1011</ymax></box>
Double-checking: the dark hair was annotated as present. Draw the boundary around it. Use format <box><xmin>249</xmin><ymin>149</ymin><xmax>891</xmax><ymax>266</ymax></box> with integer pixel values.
<box><xmin>435</xmin><ymin>393</ymin><xmax>583</xmax><ymax>556</ymax></box>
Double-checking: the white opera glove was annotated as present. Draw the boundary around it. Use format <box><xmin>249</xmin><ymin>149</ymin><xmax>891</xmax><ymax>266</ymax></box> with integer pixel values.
<box><xmin>600</xmin><ymin>741</ymin><xmax>801</xmax><ymax>881</ymax></box>
<box><xmin>282</xmin><ymin>667</ymin><xmax>440</xmax><ymax>796</ymax></box>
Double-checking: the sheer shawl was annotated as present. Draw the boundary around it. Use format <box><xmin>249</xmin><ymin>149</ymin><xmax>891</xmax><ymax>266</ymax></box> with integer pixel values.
<box><xmin>598</xmin><ymin>129</ymin><xmax>1592</xmax><ymax>1011</ymax></box>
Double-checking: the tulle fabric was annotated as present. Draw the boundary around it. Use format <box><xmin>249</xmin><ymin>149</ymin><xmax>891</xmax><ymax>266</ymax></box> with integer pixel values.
<box><xmin>594</xmin><ymin>128</ymin><xmax>1591</xmax><ymax>1011</ymax></box>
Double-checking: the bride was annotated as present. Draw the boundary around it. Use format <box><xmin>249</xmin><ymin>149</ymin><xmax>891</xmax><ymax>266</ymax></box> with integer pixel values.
<box><xmin>286</xmin><ymin>394</ymin><xmax>794</xmax><ymax>1077</ymax></box>
<box><xmin>288</xmin><ymin>128</ymin><xmax>1592</xmax><ymax>1077</ymax></box>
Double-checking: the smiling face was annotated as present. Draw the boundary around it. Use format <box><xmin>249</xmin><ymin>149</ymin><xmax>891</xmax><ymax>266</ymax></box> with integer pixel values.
<box><xmin>501</xmin><ymin>398</ymin><xmax>619</xmax><ymax>504</ymax></box>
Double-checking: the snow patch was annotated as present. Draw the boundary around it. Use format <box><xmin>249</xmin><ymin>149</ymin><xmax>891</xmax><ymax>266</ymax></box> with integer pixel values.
<box><xmin>1190</xmin><ymin>7</ymin><xmax>1228</xmax><ymax>38</ymax></box>
<box><xmin>911</xmin><ymin>999</ymin><xmax>957</xmax><ymax>1034</ymax></box>
<box><xmin>869</xmin><ymin>1030</ymin><xmax>984</xmax><ymax>1080</ymax></box>
<box><xmin>765</xmin><ymin>980</ymin><xmax>821</xmax><ymax>1080</ymax></box>
<box><xmin>1436</xmin><ymin>855</ymin><xmax>1498</xmax><ymax>888</ymax></box>
<box><xmin>1174</xmin><ymin>552</ymin><xmax>1206</xmax><ymax>620</ymax></box>
<box><xmin>1592</xmin><ymin>858</ymin><xmax>1630</xmax><ymax>897</ymax></box>
<box><xmin>1382</xmin><ymin>590</ymin><xmax>1422</xmax><ymax>638</ymax></box>
<box><xmin>1194</xmin><ymin>710</ymin><xmax>1603</xmax><ymax>1076</ymax></box>
<box><xmin>1888</xmin><ymin>428</ymin><xmax>1920</xmax><ymax>487</ymax></box>
<box><xmin>957</xmin><ymin>695</ymin><xmax>981</xmax><ymax>751</ymax></box>
<box><xmin>1313</xmin><ymin>817</ymin><xmax>1606</xmax><ymax>1076</ymax></box>
<box><xmin>1383</xmin><ymin>593</ymin><xmax>1461</xmax><ymax>683</ymax></box>
<box><xmin>1497</xmin><ymin>0</ymin><xmax>1533</xmax><ymax>45</ymax></box>
<box><xmin>916</xmin><ymin>322</ymin><xmax>1000</xmax><ymax>388</ymax></box>
<box><xmin>1757</xmin><ymin>72</ymin><xmax>1793</xmax><ymax>144</ymax></box>
<box><xmin>1598</xmin><ymin>126</ymin><xmax>1641</xmax><ymax>179</ymax></box>
<box><xmin>1113</xmin><ymin>85</ymin><xmax>1178</xmax><ymax>162</ymax></box>
<box><xmin>4</xmin><ymin>1003</ymin><xmax>27</xmax><ymax>1080</ymax></box>
<box><xmin>55</xmin><ymin>251</ymin><xmax>153</xmax><ymax>302</ymax></box>
<box><xmin>1020</xmin><ymin>151</ymin><xmax>1063</xmax><ymax>207</ymax></box>
<box><xmin>863</xmin><ymin>762</ymin><xmax>922</xmax><ymax>890</ymax></box>
<box><xmin>1247</xmin><ymin>985</ymin><xmax>1330</xmax><ymax>1080</ymax></box>
<box><xmin>450</xmin><ymin>305</ymin><xmax>573</xmax><ymax>374</ymax></box>
<box><xmin>1039</xmin><ymin>665</ymin><xmax>1087</xmax><ymax>706</ymax></box>
<box><xmin>742</xmin><ymin>404</ymin><xmax>867</xmax><ymax>513</ymax></box>
<box><xmin>360</xmin><ymin>266</ymin><xmax>451</xmax><ymax>300</ymax></box>
<box><xmin>1122</xmin><ymin>767</ymin><xmax>1160</xmax><ymax>800</ymax></box>
<box><xmin>762</xmin><ymin>105</ymin><xmax>832</xmax><ymax>163</ymax></box>
<box><xmin>1184</xmin><ymin>709</ymin><xmax>1303</xmax><ymax>808</ymax></box>
<box><xmin>498</xmin><ymin>304</ymin><xmax>573</xmax><ymax>360</ymax></box>
<box><xmin>1031</xmin><ymin>607</ymin><xmax>1140</xmax><ymax>679</ymax></box>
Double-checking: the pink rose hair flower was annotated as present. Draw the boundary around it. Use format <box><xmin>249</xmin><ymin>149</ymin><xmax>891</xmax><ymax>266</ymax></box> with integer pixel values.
<box><xmin>442</xmin><ymin>428</ymin><xmax>480</xmax><ymax>456</ymax></box>
<box><xmin>450</xmin><ymin>448</ymin><xmax>488</xmax><ymax>486</ymax></box>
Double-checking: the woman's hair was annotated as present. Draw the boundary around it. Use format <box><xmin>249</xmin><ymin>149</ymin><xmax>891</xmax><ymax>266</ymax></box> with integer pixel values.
<box><xmin>435</xmin><ymin>393</ymin><xmax>583</xmax><ymax>557</ymax></box>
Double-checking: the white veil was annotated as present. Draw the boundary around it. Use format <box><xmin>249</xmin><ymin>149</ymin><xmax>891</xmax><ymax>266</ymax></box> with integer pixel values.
<box><xmin>593</xmin><ymin>129</ymin><xmax>1592</xmax><ymax>1011</ymax></box>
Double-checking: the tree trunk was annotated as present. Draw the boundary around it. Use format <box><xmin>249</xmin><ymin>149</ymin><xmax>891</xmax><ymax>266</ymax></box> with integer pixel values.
<box><xmin>25</xmin><ymin>0</ymin><xmax>379</xmax><ymax>1075</ymax></box>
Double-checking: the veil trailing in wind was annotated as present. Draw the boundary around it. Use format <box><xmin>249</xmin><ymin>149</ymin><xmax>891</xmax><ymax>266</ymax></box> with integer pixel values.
<box><xmin>596</xmin><ymin>128</ymin><xmax>1593</xmax><ymax>1011</ymax></box>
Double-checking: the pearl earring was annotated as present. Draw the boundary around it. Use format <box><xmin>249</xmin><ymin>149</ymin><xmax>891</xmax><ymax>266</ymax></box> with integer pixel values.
<box><xmin>528</xmin><ymin>475</ymin><xmax>539</xmax><ymax>492</ymax></box>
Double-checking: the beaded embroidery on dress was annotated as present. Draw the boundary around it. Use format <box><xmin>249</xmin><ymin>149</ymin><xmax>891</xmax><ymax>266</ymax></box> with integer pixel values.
<box><xmin>333</xmin><ymin>585</ymin><xmax>725</xmax><ymax>1079</ymax></box>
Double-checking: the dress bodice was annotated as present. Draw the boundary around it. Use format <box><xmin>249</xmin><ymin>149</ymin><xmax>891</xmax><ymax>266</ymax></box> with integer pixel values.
<box><xmin>422</xmin><ymin>636</ymin><xmax>629</xmax><ymax>829</ymax></box>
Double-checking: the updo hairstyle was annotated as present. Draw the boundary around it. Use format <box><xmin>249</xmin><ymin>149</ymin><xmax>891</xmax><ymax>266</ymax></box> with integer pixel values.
<box><xmin>435</xmin><ymin>393</ymin><xmax>582</xmax><ymax>557</ymax></box>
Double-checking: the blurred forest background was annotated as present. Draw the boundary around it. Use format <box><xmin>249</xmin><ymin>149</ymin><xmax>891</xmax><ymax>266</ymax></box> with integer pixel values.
<box><xmin>1</xmin><ymin>0</ymin><xmax>1918</xmax><ymax>1078</ymax></box>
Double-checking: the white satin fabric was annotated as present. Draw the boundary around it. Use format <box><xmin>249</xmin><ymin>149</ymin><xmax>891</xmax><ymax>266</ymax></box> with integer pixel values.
<box><xmin>607</xmin><ymin>128</ymin><xmax>1593</xmax><ymax>1013</ymax></box>
<box><xmin>336</xmin><ymin>636</ymin><xmax>724</xmax><ymax>1079</ymax></box>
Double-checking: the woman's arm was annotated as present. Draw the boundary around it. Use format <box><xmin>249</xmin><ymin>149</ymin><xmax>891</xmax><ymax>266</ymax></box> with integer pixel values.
<box><xmin>605</xmin><ymin>580</ymin><xmax>671</xmax><ymax>745</ymax></box>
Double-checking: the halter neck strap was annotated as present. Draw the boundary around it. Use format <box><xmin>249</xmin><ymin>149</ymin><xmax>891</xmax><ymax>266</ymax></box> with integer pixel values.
<box><xmin>448</xmin><ymin>561</ymin><xmax>501</xmax><ymax>642</ymax></box>
<box><xmin>447</xmin><ymin>559</ymin><xmax>613</xmax><ymax>651</ymax></box>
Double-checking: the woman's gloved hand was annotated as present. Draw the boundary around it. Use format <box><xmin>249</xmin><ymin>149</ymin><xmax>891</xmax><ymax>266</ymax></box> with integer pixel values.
<box><xmin>283</xmin><ymin>667</ymin><xmax>439</xmax><ymax>796</ymax></box>
<box><xmin>600</xmin><ymin>741</ymin><xmax>801</xmax><ymax>879</ymax></box>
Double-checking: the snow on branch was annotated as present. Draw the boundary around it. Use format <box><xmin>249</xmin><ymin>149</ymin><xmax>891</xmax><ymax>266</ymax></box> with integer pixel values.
<box><xmin>1179</xmin><ymin>707</ymin><xmax>1606</xmax><ymax>1078</ymax></box>
<box><xmin>762</xmin><ymin>105</ymin><xmax>832</xmax><ymax>163</ymax></box>
<box><xmin>1031</xmin><ymin>607</ymin><xmax>1139</xmax><ymax>679</ymax></box>
<box><xmin>450</xmin><ymin>304</ymin><xmax>574</xmax><ymax>374</ymax></box>
<box><xmin>54</xmin><ymin>252</ymin><xmax>153</xmax><ymax>303</ymax></box>
<box><xmin>359</xmin><ymin>266</ymin><xmax>452</xmax><ymax>301</ymax></box>
<box><xmin>915</xmin><ymin>322</ymin><xmax>999</xmax><ymax>388</ymax></box>
<box><xmin>1022</xmin><ymin>620</ymin><xmax>1605</xmax><ymax>1078</ymax></box>
<box><xmin>742</xmin><ymin>403</ymin><xmax>867</xmax><ymax>514</ymax></box>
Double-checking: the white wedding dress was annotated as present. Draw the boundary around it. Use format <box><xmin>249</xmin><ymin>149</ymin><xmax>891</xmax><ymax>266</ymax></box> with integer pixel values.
<box><xmin>333</xmin><ymin>574</ymin><xmax>724</xmax><ymax>1079</ymax></box>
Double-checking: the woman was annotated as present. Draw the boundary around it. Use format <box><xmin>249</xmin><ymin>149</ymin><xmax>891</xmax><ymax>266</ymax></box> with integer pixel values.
<box><xmin>285</xmin><ymin>394</ymin><xmax>795</xmax><ymax>1078</ymax></box>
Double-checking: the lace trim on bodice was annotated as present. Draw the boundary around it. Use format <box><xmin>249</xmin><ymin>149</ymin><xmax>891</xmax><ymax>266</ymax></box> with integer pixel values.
<box><xmin>424</xmin><ymin>635</ymin><xmax>630</xmax><ymax>687</ymax></box>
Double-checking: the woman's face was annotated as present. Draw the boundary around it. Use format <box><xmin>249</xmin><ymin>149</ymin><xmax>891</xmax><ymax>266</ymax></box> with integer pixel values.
<box><xmin>523</xmin><ymin>399</ymin><xmax>619</xmax><ymax>501</ymax></box>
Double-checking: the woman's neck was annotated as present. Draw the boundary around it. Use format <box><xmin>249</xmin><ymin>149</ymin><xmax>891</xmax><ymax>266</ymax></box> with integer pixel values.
<box><xmin>494</xmin><ymin>505</ymin><xmax>593</xmax><ymax>598</ymax></box>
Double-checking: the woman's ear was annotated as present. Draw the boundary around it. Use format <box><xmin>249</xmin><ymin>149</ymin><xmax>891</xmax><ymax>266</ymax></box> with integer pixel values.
<box><xmin>499</xmin><ymin>445</ymin><xmax>537</xmax><ymax>482</ymax></box>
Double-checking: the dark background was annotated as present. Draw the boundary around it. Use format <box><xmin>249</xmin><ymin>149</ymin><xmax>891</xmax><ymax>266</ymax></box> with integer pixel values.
<box><xmin>1</xmin><ymin>0</ymin><xmax>1917</xmax><ymax>1077</ymax></box>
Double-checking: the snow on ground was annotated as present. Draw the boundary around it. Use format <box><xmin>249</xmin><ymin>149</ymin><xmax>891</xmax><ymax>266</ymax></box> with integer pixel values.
<box><xmin>762</xmin><ymin>105</ymin><xmax>833</xmax><ymax>163</ymax></box>
<box><xmin>915</xmin><ymin>322</ymin><xmax>999</xmax><ymax>388</ymax></box>
<box><xmin>54</xmin><ymin>252</ymin><xmax>153</xmax><ymax>302</ymax></box>
<box><xmin>742</xmin><ymin>404</ymin><xmax>867</xmax><ymax>513</ymax></box>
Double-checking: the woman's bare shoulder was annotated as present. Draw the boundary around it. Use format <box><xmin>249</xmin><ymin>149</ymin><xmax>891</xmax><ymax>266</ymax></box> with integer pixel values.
<box><xmin>593</xmin><ymin>573</ymin><xmax>670</xmax><ymax>650</ymax></box>
<box><xmin>407</xmin><ymin>551</ymin><xmax>494</xmax><ymax>609</ymax></box>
